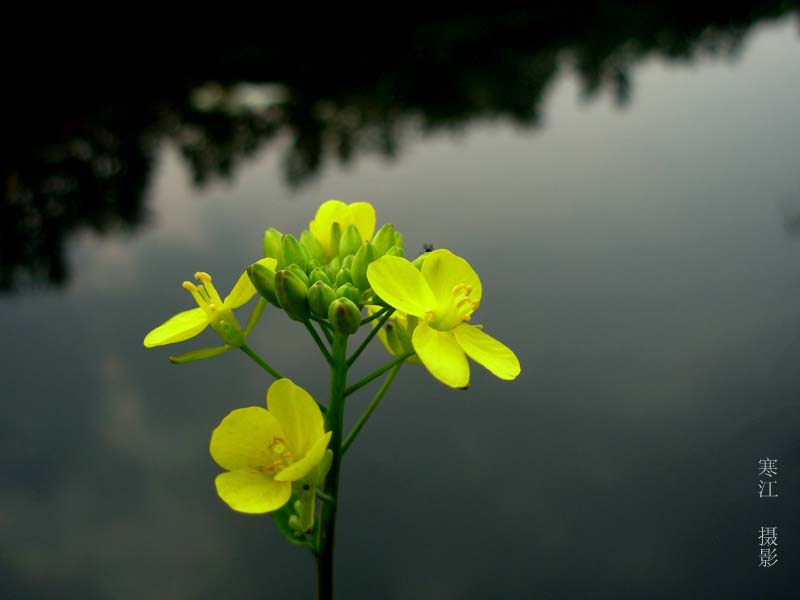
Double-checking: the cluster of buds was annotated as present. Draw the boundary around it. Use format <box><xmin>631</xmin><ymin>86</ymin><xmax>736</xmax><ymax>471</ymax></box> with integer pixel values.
<box><xmin>247</xmin><ymin>201</ymin><xmax>405</xmax><ymax>336</ymax></box>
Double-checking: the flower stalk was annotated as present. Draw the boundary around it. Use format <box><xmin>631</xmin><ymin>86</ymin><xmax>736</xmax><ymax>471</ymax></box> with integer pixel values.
<box><xmin>315</xmin><ymin>332</ymin><xmax>349</xmax><ymax>599</ymax></box>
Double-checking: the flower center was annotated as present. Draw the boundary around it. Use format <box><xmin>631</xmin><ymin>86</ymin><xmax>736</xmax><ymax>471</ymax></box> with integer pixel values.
<box><xmin>259</xmin><ymin>436</ymin><xmax>294</xmax><ymax>475</ymax></box>
<box><xmin>428</xmin><ymin>283</ymin><xmax>480</xmax><ymax>330</ymax></box>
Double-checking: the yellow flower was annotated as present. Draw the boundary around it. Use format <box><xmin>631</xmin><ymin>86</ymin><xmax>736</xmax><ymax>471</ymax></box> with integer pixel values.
<box><xmin>143</xmin><ymin>258</ymin><xmax>276</xmax><ymax>348</ymax></box>
<box><xmin>309</xmin><ymin>199</ymin><xmax>376</xmax><ymax>256</ymax></box>
<box><xmin>367</xmin><ymin>249</ymin><xmax>520</xmax><ymax>388</ymax></box>
<box><xmin>209</xmin><ymin>378</ymin><xmax>332</xmax><ymax>514</ymax></box>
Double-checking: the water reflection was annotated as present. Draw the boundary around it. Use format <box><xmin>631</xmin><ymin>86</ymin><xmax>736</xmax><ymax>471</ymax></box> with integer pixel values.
<box><xmin>2</xmin><ymin>1</ymin><xmax>798</xmax><ymax>290</ymax></box>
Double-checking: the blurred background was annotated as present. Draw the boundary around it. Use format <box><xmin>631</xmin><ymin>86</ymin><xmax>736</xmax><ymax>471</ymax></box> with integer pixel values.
<box><xmin>2</xmin><ymin>3</ymin><xmax>800</xmax><ymax>598</ymax></box>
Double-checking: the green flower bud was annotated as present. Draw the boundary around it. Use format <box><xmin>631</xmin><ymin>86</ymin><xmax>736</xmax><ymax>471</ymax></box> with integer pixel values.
<box><xmin>411</xmin><ymin>252</ymin><xmax>428</xmax><ymax>270</ymax></box>
<box><xmin>263</xmin><ymin>227</ymin><xmax>284</xmax><ymax>261</ymax></box>
<box><xmin>300</xmin><ymin>230</ymin><xmax>327</xmax><ymax>264</ymax></box>
<box><xmin>218</xmin><ymin>319</ymin><xmax>245</xmax><ymax>348</ymax></box>
<box><xmin>350</xmin><ymin>241</ymin><xmax>375</xmax><ymax>290</ymax></box>
<box><xmin>371</xmin><ymin>223</ymin><xmax>395</xmax><ymax>257</ymax></box>
<box><xmin>335</xmin><ymin>267</ymin><xmax>352</xmax><ymax>288</ymax></box>
<box><xmin>280</xmin><ymin>234</ymin><xmax>308</xmax><ymax>271</ymax></box>
<box><xmin>384</xmin><ymin>245</ymin><xmax>404</xmax><ymax>258</ymax></box>
<box><xmin>328</xmin><ymin>297</ymin><xmax>361</xmax><ymax>335</ymax></box>
<box><xmin>324</xmin><ymin>256</ymin><xmax>341</xmax><ymax>283</ymax></box>
<box><xmin>308</xmin><ymin>281</ymin><xmax>337</xmax><ymax>318</ymax></box>
<box><xmin>288</xmin><ymin>514</ymin><xmax>303</xmax><ymax>534</ymax></box>
<box><xmin>248</xmin><ymin>262</ymin><xmax>281</xmax><ymax>308</ymax></box>
<box><xmin>275</xmin><ymin>269</ymin><xmax>310</xmax><ymax>322</ymax></box>
<box><xmin>309</xmin><ymin>268</ymin><xmax>331</xmax><ymax>286</ymax></box>
<box><xmin>384</xmin><ymin>315</ymin><xmax>415</xmax><ymax>355</ymax></box>
<box><xmin>338</xmin><ymin>224</ymin><xmax>362</xmax><ymax>258</ymax></box>
<box><xmin>329</xmin><ymin>222</ymin><xmax>342</xmax><ymax>258</ymax></box>
<box><xmin>342</xmin><ymin>254</ymin><xmax>354</xmax><ymax>270</ymax></box>
<box><xmin>336</xmin><ymin>283</ymin><xmax>361</xmax><ymax>305</ymax></box>
<box><xmin>288</xmin><ymin>263</ymin><xmax>310</xmax><ymax>288</ymax></box>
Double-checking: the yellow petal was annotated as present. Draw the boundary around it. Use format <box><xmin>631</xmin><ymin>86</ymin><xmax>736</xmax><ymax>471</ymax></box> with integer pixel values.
<box><xmin>453</xmin><ymin>324</ymin><xmax>521</xmax><ymax>381</ymax></box>
<box><xmin>348</xmin><ymin>202</ymin><xmax>376</xmax><ymax>241</ymax></box>
<box><xmin>367</xmin><ymin>256</ymin><xmax>437</xmax><ymax>317</ymax></box>
<box><xmin>143</xmin><ymin>307</ymin><xmax>209</xmax><ymax>348</ymax></box>
<box><xmin>215</xmin><ymin>470</ymin><xmax>291</xmax><ymax>514</ymax></box>
<box><xmin>412</xmin><ymin>322</ymin><xmax>470</xmax><ymax>388</ymax></box>
<box><xmin>309</xmin><ymin>199</ymin><xmax>348</xmax><ymax>253</ymax></box>
<box><xmin>210</xmin><ymin>407</ymin><xmax>286</xmax><ymax>471</ymax></box>
<box><xmin>225</xmin><ymin>258</ymin><xmax>277</xmax><ymax>309</ymax></box>
<box><xmin>421</xmin><ymin>249</ymin><xmax>482</xmax><ymax>308</ymax></box>
<box><xmin>274</xmin><ymin>431</ymin><xmax>332</xmax><ymax>482</ymax></box>
<box><xmin>266</xmin><ymin>378</ymin><xmax>325</xmax><ymax>457</ymax></box>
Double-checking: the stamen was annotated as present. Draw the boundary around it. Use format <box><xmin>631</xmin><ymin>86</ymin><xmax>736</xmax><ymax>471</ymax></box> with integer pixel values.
<box><xmin>182</xmin><ymin>281</ymin><xmax>205</xmax><ymax>306</ymax></box>
<box><xmin>195</xmin><ymin>271</ymin><xmax>223</xmax><ymax>304</ymax></box>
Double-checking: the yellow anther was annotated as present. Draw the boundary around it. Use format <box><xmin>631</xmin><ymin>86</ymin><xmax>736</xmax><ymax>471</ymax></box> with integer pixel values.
<box><xmin>463</xmin><ymin>285</ymin><xmax>473</xmax><ymax>295</ymax></box>
<box><xmin>281</xmin><ymin>451</ymin><xmax>292</xmax><ymax>460</ymax></box>
<box><xmin>182</xmin><ymin>281</ymin><xmax>197</xmax><ymax>292</ymax></box>
<box><xmin>451</xmin><ymin>283</ymin><xmax>466</xmax><ymax>295</ymax></box>
<box><xmin>195</xmin><ymin>272</ymin><xmax>212</xmax><ymax>284</ymax></box>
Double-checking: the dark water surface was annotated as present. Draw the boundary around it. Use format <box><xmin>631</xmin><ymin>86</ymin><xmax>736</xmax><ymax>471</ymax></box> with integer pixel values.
<box><xmin>3</xmin><ymin>8</ymin><xmax>800</xmax><ymax>599</ymax></box>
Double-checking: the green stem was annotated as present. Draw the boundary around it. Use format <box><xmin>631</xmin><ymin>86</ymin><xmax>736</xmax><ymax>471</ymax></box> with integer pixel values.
<box><xmin>304</xmin><ymin>320</ymin><xmax>334</xmax><ymax>365</ymax></box>
<box><xmin>345</xmin><ymin>352</ymin><xmax>413</xmax><ymax>397</ymax></box>
<box><xmin>346</xmin><ymin>308</ymin><xmax>394</xmax><ymax>367</ymax></box>
<box><xmin>315</xmin><ymin>332</ymin><xmax>348</xmax><ymax>600</ymax></box>
<box><xmin>342</xmin><ymin>363</ymin><xmax>402</xmax><ymax>455</ymax></box>
<box><xmin>240</xmin><ymin>344</ymin><xmax>283</xmax><ymax>379</ymax></box>
<box><xmin>359</xmin><ymin>306</ymin><xmax>390</xmax><ymax>325</ymax></box>
<box><xmin>310</xmin><ymin>315</ymin><xmax>335</xmax><ymax>343</ymax></box>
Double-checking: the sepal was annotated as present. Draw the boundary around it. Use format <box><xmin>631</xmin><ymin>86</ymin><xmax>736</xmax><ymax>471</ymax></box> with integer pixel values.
<box><xmin>168</xmin><ymin>345</ymin><xmax>231</xmax><ymax>364</ymax></box>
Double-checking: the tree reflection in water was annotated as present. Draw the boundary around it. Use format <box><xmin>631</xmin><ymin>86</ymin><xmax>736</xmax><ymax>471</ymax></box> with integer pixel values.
<box><xmin>2</xmin><ymin>1</ymin><xmax>798</xmax><ymax>290</ymax></box>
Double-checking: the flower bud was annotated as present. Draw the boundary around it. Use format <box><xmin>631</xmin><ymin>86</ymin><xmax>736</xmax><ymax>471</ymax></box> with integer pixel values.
<box><xmin>263</xmin><ymin>227</ymin><xmax>283</xmax><ymax>261</ymax></box>
<box><xmin>336</xmin><ymin>283</ymin><xmax>361</xmax><ymax>305</ymax></box>
<box><xmin>247</xmin><ymin>262</ymin><xmax>281</xmax><ymax>308</ymax></box>
<box><xmin>384</xmin><ymin>245</ymin><xmax>404</xmax><ymax>258</ymax></box>
<box><xmin>308</xmin><ymin>281</ymin><xmax>337</xmax><ymax>318</ymax></box>
<box><xmin>411</xmin><ymin>252</ymin><xmax>428</xmax><ymax>270</ymax></box>
<box><xmin>335</xmin><ymin>267</ymin><xmax>352</xmax><ymax>288</ymax></box>
<box><xmin>309</xmin><ymin>268</ymin><xmax>331</xmax><ymax>286</ymax></box>
<box><xmin>300</xmin><ymin>230</ymin><xmax>327</xmax><ymax>264</ymax></box>
<box><xmin>393</xmin><ymin>231</ymin><xmax>404</xmax><ymax>251</ymax></box>
<box><xmin>328</xmin><ymin>222</ymin><xmax>342</xmax><ymax>258</ymax></box>
<box><xmin>338</xmin><ymin>223</ymin><xmax>362</xmax><ymax>258</ymax></box>
<box><xmin>384</xmin><ymin>316</ymin><xmax>414</xmax><ymax>355</ymax></box>
<box><xmin>280</xmin><ymin>234</ymin><xmax>308</xmax><ymax>271</ymax></box>
<box><xmin>350</xmin><ymin>241</ymin><xmax>375</xmax><ymax>290</ymax></box>
<box><xmin>342</xmin><ymin>254</ymin><xmax>354</xmax><ymax>270</ymax></box>
<box><xmin>371</xmin><ymin>223</ymin><xmax>395</xmax><ymax>257</ymax></box>
<box><xmin>288</xmin><ymin>263</ymin><xmax>310</xmax><ymax>288</ymax></box>
<box><xmin>324</xmin><ymin>256</ymin><xmax>341</xmax><ymax>283</ymax></box>
<box><xmin>328</xmin><ymin>297</ymin><xmax>361</xmax><ymax>335</ymax></box>
<box><xmin>218</xmin><ymin>319</ymin><xmax>245</xmax><ymax>348</ymax></box>
<box><xmin>275</xmin><ymin>269</ymin><xmax>310</xmax><ymax>322</ymax></box>
<box><xmin>288</xmin><ymin>514</ymin><xmax>303</xmax><ymax>534</ymax></box>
